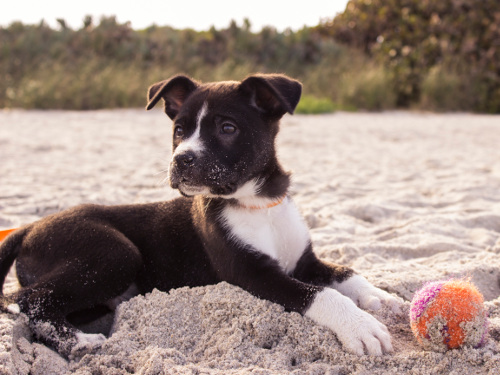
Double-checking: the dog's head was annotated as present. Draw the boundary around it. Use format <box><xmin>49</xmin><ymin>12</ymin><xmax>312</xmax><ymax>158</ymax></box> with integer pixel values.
<box><xmin>146</xmin><ymin>74</ymin><xmax>301</xmax><ymax>199</ymax></box>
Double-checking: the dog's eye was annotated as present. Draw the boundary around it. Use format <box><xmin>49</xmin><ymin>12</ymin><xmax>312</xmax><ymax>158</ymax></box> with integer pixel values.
<box><xmin>174</xmin><ymin>125</ymin><xmax>184</xmax><ymax>138</ymax></box>
<box><xmin>221</xmin><ymin>123</ymin><xmax>237</xmax><ymax>135</ymax></box>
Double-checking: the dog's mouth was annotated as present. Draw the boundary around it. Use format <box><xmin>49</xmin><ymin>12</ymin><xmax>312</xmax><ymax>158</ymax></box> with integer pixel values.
<box><xmin>168</xmin><ymin>156</ymin><xmax>241</xmax><ymax>197</ymax></box>
<box><xmin>171</xmin><ymin>176</ymin><xmax>238</xmax><ymax>198</ymax></box>
<box><xmin>176</xmin><ymin>183</ymin><xmax>209</xmax><ymax>197</ymax></box>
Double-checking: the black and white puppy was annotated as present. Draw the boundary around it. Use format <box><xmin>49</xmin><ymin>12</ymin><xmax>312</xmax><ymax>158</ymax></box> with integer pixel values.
<box><xmin>0</xmin><ymin>74</ymin><xmax>401</xmax><ymax>358</ymax></box>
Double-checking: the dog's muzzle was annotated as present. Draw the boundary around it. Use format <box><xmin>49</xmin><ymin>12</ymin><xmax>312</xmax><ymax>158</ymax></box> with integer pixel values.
<box><xmin>169</xmin><ymin>151</ymin><xmax>197</xmax><ymax>189</ymax></box>
<box><xmin>169</xmin><ymin>152</ymin><xmax>238</xmax><ymax>197</ymax></box>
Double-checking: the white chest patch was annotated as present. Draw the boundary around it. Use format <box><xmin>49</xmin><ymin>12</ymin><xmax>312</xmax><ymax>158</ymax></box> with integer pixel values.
<box><xmin>221</xmin><ymin>197</ymin><xmax>310</xmax><ymax>274</ymax></box>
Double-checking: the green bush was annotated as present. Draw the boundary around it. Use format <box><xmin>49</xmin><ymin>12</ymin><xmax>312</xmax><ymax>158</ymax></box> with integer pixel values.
<box><xmin>419</xmin><ymin>66</ymin><xmax>470</xmax><ymax>112</ymax></box>
<box><xmin>1</xmin><ymin>17</ymin><xmax>381</xmax><ymax>111</ymax></box>
<box><xmin>295</xmin><ymin>95</ymin><xmax>337</xmax><ymax>114</ymax></box>
<box><xmin>339</xmin><ymin>66</ymin><xmax>396</xmax><ymax>111</ymax></box>
<box><xmin>321</xmin><ymin>0</ymin><xmax>500</xmax><ymax>112</ymax></box>
<box><xmin>2</xmin><ymin>2</ymin><xmax>499</xmax><ymax>113</ymax></box>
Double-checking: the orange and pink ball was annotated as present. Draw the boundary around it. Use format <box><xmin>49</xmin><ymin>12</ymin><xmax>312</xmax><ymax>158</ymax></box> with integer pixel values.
<box><xmin>409</xmin><ymin>279</ymin><xmax>488</xmax><ymax>351</ymax></box>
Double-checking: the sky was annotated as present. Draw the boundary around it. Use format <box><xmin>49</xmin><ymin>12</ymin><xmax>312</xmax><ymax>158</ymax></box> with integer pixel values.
<box><xmin>1</xmin><ymin>0</ymin><xmax>349</xmax><ymax>31</ymax></box>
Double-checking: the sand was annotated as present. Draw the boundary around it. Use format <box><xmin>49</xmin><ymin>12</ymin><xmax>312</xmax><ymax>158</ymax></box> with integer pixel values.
<box><xmin>0</xmin><ymin>109</ymin><xmax>499</xmax><ymax>374</ymax></box>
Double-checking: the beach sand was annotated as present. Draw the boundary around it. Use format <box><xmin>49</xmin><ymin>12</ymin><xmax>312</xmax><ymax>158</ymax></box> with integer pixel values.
<box><xmin>0</xmin><ymin>109</ymin><xmax>499</xmax><ymax>374</ymax></box>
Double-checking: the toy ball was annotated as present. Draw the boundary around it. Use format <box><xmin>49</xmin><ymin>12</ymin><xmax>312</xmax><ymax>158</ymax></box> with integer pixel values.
<box><xmin>409</xmin><ymin>279</ymin><xmax>488</xmax><ymax>351</ymax></box>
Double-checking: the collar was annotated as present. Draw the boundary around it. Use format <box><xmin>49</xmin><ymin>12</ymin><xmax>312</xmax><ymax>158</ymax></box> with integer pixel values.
<box><xmin>238</xmin><ymin>194</ymin><xmax>287</xmax><ymax>210</ymax></box>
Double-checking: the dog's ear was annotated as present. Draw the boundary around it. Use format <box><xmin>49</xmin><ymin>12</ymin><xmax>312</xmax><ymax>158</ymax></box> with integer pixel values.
<box><xmin>239</xmin><ymin>74</ymin><xmax>302</xmax><ymax>117</ymax></box>
<box><xmin>146</xmin><ymin>75</ymin><xmax>199</xmax><ymax>119</ymax></box>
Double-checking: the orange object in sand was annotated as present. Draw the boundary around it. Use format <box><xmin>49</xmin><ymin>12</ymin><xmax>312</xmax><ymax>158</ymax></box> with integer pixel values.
<box><xmin>0</xmin><ymin>228</ymin><xmax>18</xmax><ymax>242</ymax></box>
<box><xmin>409</xmin><ymin>279</ymin><xmax>488</xmax><ymax>351</ymax></box>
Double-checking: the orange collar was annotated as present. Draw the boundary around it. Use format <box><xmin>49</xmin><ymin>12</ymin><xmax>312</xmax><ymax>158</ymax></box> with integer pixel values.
<box><xmin>239</xmin><ymin>194</ymin><xmax>287</xmax><ymax>210</ymax></box>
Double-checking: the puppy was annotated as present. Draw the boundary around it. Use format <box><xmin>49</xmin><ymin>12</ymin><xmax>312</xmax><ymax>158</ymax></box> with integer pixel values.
<box><xmin>0</xmin><ymin>74</ymin><xmax>401</xmax><ymax>357</ymax></box>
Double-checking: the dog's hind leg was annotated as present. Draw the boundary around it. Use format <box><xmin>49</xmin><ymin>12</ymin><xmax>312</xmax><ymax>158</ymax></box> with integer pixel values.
<box><xmin>14</xmin><ymin>235</ymin><xmax>142</xmax><ymax>358</ymax></box>
<box><xmin>15</xmin><ymin>285</ymin><xmax>95</xmax><ymax>357</ymax></box>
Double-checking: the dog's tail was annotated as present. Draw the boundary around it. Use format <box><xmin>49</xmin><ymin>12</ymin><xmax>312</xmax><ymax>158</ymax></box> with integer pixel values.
<box><xmin>0</xmin><ymin>227</ymin><xmax>28</xmax><ymax>312</ymax></box>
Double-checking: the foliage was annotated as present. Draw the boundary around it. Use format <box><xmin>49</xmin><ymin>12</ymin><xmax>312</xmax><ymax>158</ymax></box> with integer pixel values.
<box><xmin>0</xmin><ymin>17</ymin><xmax>370</xmax><ymax>110</ymax></box>
<box><xmin>295</xmin><ymin>95</ymin><xmax>337</xmax><ymax>114</ymax></box>
<box><xmin>338</xmin><ymin>65</ymin><xmax>396</xmax><ymax>111</ymax></box>
<box><xmin>1</xmin><ymin>3</ymin><xmax>499</xmax><ymax>113</ymax></box>
<box><xmin>420</xmin><ymin>66</ymin><xmax>470</xmax><ymax>112</ymax></box>
<box><xmin>320</xmin><ymin>0</ymin><xmax>500</xmax><ymax>112</ymax></box>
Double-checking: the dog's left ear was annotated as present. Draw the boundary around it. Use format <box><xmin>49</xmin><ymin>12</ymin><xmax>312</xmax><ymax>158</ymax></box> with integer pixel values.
<box><xmin>146</xmin><ymin>75</ymin><xmax>199</xmax><ymax>119</ymax></box>
<box><xmin>239</xmin><ymin>74</ymin><xmax>302</xmax><ymax>117</ymax></box>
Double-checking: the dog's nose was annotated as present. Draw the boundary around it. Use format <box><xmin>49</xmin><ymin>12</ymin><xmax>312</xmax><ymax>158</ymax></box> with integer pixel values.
<box><xmin>174</xmin><ymin>152</ymin><xmax>196</xmax><ymax>166</ymax></box>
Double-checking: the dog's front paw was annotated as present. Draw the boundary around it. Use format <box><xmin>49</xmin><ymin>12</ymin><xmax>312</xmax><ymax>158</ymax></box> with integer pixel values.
<box><xmin>305</xmin><ymin>289</ymin><xmax>392</xmax><ymax>356</ymax></box>
<box><xmin>333</xmin><ymin>275</ymin><xmax>403</xmax><ymax>313</ymax></box>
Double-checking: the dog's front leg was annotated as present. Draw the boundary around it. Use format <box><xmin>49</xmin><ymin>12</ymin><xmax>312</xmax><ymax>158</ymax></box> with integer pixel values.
<box><xmin>304</xmin><ymin>286</ymin><xmax>392</xmax><ymax>356</ymax></box>
<box><xmin>292</xmin><ymin>246</ymin><xmax>403</xmax><ymax>314</ymax></box>
<box><xmin>290</xmin><ymin>246</ymin><xmax>405</xmax><ymax>355</ymax></box>
<box><xmin>213</xmin><ymin>248</ymin><xmax>393</xmax><ymax>356</ymax></box>
<box><xmin>331</xmin><ymin>274</ymin><xmax>403</xmax><ymax>314</ymax></box>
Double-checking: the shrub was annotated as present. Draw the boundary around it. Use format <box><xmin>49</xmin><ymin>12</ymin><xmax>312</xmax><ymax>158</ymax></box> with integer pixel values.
<box><xmin>419</xmin><ymin>66</ymin><xmax>470</xmax><ymax>112</ymax></box>
<box><xmin>295</xmin><ymin>95</ymin><xmax>337</xmax><ymax>114</ymax></box>
<box><xmin>339</xmin><ymin>66</ymin><xmax>396</xmax><ymax>111</ymax></box>
<box><xmin>321</xmin><ymin>0</ymin><xmax>500</xmax><ymax>112</ymax></box>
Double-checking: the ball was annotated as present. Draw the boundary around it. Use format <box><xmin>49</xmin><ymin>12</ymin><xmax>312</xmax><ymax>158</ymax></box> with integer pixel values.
<box><xmin>409</xmin><ymin>279</ymin><xmax>488</xmax><ymax>351</ymax></box>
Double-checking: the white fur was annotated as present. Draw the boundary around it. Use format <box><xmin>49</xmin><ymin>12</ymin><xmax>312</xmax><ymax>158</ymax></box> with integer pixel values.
<box><xmin>172</xmin><ymin>101</ymin><xmax>207</xmax><ymax>158</ymax></box>
<box><xmin>221</xmin><ymin>194</ymin><xmax>309</xmax><ymax>274</ymax></box>
<box><xmin>305</xmin><ymin>288</ymin><xmax>393</xmax><ymax>356</ymax></box>
<box><xmin>332</xmin><ymin>274</ymin><xmax>403</xmax><ymax>314</ymax></box>
<box><xmin>76</xmin><ymin>332</ymin><xmax>106</xmax><ymax>346</ymax></box>
<box><xmin>179</xmin><ymin>186</ymin><xmax>212</xmax><ymax>196</ymax></box>
<box><xmin>225</xmin><ymin>179</ymin><xmax>263</xmax><ymax>202</ymax></box>
<box><xmin>7</xmin><ymin>303</ymin><xmax>20</xmax><ymax>314</ymax></box>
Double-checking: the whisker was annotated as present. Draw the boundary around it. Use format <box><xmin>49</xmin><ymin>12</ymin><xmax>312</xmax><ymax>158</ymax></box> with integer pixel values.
<box><xmin>154</xmin><ymin>168</ymin><xmax>170</xmax><ymax>176</ymax></box>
